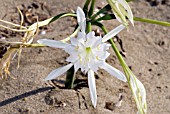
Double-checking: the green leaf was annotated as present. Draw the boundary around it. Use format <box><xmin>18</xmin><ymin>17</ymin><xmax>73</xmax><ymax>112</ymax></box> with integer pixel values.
<box><xmin>96</xmin><ymin>14</ymin><xmax>116</xmax><ymax>21</ymax></box>
<box><xmin>91</xmin><ymin>4</ymin><xmax>111</xmax><ymax>20</ymax></box>
<box><xmin>49</xmin><ymin>13</ymin><xmax>76</xmax><ymax>24</ymax></box>
<box><xmin>83</xmin><ymin>0</ymin><xmax>91</xmax><ymax>16</ymax></box>
<box><xmin>88</xmin><ymin>0</ymin><xmax>96</xmax><ymax>18</ymax></box>
<box><xmin>91</xmin><ymin>21</ymin><xmax>103</xmax><ymax>27</ymax></box>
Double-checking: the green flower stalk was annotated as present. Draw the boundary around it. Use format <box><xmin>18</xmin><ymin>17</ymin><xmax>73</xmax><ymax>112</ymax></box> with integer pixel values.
<box><xmin>107</xmin><ymin>0</ymin><xmax>134</xmax><ymax>26</ymax></box>
<box><xmin>101</xmin><ymin>25</ymin><xmax>147</xmax><ymax>114</ymax></box>
<box><xmin>121</xmin><ymin>63</ymin><xmax>147</xmax><ymax>114</ymax></box>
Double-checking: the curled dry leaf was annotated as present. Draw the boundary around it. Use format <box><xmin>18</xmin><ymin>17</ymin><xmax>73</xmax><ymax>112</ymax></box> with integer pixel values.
<box><xmin>0</xmin><ymin>48</ymin><xmax>16</xmax><ymax>79</ymax></box>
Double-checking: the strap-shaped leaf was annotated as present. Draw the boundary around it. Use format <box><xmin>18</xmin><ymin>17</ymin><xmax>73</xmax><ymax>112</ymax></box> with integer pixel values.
<box><xmin>88</xmin><ymin>0</ymin><xmax>96</xmax><ymax>18</ymax></box>
<box><xmin>91</xmin><ymin>4</ymin><xmax>111</xmax><ymax>20</ymax></box>
<box><xmin>96</xmin><ymin>14</ymin><xmax>116</xmax><ymax>21</ymax></box>
<box><xmin>83</xmin><ymin>0</ymin><xmax>91</xmax><ymax>16</ymax></box>
<box><xmin>49</xmin><ymin>13</ymin><xmax>76</xmax><ymax>24</ymax></box>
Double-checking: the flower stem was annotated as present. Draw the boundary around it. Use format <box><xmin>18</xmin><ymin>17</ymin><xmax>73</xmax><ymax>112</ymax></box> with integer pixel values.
<box><xmin>134</xmin><ymin>17</ymin><xmax>170</xmax><ymax>27</ymax></box>
<box><xmin>87</xmin><ymin>22</ymin><xmax>92</xmax><ymax>33</ymax></box>
<box><xmin>65</xmin><ymin>66</ymin><xmax>75</xmax><ymax>89</ymax></box>
<box><xmin>101</xmin><ymin>25</ymin><xmax>126</xmax><ymax>67</ymax></box>
<box><xmin>100</xmin><ymin>24</ymin><xmax>145</xmax><ymax>114</ymax></box>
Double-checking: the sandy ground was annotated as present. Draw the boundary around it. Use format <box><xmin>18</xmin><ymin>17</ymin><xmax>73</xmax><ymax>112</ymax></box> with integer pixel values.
<box><xmin>0</xmin><ymin>0</ymin><xmax>170</xmax><ymax>114</ymax></box>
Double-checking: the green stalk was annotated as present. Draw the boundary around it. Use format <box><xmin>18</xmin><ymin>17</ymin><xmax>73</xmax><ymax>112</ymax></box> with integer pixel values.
<box><xmin>65</xmin><ymin>66</ymin><xmax>75</xmax><ymax>89</ymax></box>
<box><xmin>64</xmin><ymin>26</ymin><xmax>79</xmax><ymax>89</ymax></box>
<box><xmin>101</xmin><ymin>25</ymin><xmax>126</xmax><ymax>67</ymax></box>
<box><xmin>87</xmin><ymin>22</ymin><xmax>92</xmax><ymax>33</ymax></box>
<box><xmin>134</xmin><ymin>17</ymin><xmax>170</xmax><ymax>27</ymax></box>
<box><xmin>100</xmin><ymin>24</ymin><xmax>145</xmax><ymax>114</ymax></box>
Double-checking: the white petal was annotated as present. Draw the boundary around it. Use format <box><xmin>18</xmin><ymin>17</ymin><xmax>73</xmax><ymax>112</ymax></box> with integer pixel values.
<box><xmin>102</xmin><ymin>24</ymin><xmax>125</xmax><ymax>42</ymax></box>
<box><xmin>130</xmin><ymin>77</ymin><xmax>147</xmax><ymax>113</ymax></box>
<box><xmin>74</xmin><ymin>61</ymin><xmax>81</xmax><ymax>72</ymax></box>
<box><xmin>88</xmin><ymin>60</ymin><xmax>102</xmax><ymax>73</ymax></box>
<box><xmin>77</xmin><ymin>7</ymin><xmax>86</xmax><ymax>33</ymax></box>
<box><xmin>66</xmin><ymin>54</ymin><xmax>78</xmax><ymax>63</ymax></box>
<box><xmin>100</xmin><ymin>62</ymin><xmax>127</xmax><ymax>82</ymax></box>
<box><xmin>136</xmin><ymin>79</ymin><xmax>146</xmax><ymax>107</ymax></box>
<box><xmin>45</xmin><ymin>63</ymin><xmax>73</xmax><ymax>80</ymax></box>
<box><xmin>70</xmin><ymin>37</ymin><xmax>78</xmax><ymax>46</ymax></box>
<box><xmin>92</xmin><ymin>36</ymin><xmax>102</xmax><ymax>48</ymax></box>
<box><xmin>86</xmin><ymin>31</ymin><xmax>97</xmax><ymax>47</ymax></box>
<box><xmin>88</xmin><ymin>69</ymin><xmax>97</xmax><ymax>108</ymax></box>
<box><xmin>130</xmin><ymin>76</ymin><xmax>147</xmax><ymax>114</ymax></box>
<box><xmin>64</xmin><ymin>45</ymin><xmax>77</xmax><ymax>55</ymax></box>
<box><xmin>93</xmin><ymin>50</ymin><xmax>110</xmax><ymax>60</ymax></box>
<box><xmin>85</xmin><ymin>66</ymin><xmax>90</xmax><ymax>74</ymax></box>
<box><xmin>87</xmin><ymin>31</ymin><xmax>95</xmax><ymax>39</ymax></box>
<box><xmin>99</xmin><ymin>43</ymin><xmax>111</xmax><ymax>51</ymax></box>
<box><xmin>37</xmin><ymin>39</ymin><xmax>69</xmax><ymax>49</ymax></box>
<box><xmin>118</xmin><ymin>0</ymin><xmax>134</xmax><ymax>25</ymax></box>
<box><xmin>113</xmin><ymin>10</ymin><xmax>124</xmax><ymax>24</ymax></box>
<box><xmin>114</xmin><ymin>2</ymin><xmax>125</xmax><ymax>24</ymax></box>
<box><xmin>77</xmin><ymin>32</ymin><xmax>86</xmax><ymax>42</ymax></box>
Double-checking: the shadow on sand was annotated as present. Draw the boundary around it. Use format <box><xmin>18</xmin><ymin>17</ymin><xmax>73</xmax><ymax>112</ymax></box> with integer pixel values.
<box><xmin>0</xmin><ymin>86</ymin><xmax>54</xmax><ymax>107</ymax></box>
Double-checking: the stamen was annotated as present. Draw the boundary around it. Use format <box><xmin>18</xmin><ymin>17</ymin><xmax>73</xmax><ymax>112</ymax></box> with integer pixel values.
<box><xmin>75</xmin><ymin>46</ymin><xmax>79</xmax><ymax>50</ymax></box>
<box><xmin>78</xmin><ymin>54</ymin><xmax>82</xmax><ymax>63</ymax></box>
<box><xmin>96</xmin><ymin>56</ymin><xmax>99</xmax><ymax>60</ymax></box>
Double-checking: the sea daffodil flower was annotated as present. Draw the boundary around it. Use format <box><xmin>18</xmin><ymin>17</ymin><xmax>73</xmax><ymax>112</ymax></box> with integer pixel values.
<box><xmin>37</xmin><ymin>7</ymin><xmax>126</xmax><ymax>108</ymax></box>
<box><xmin>130</xmin><ymin>74</ymin><xmax>147</xmax><ymax>114</ymax></box>
<box><xmin>106</xmin><ymin>0</ymin><xmax>134</xmax><ymax>26</ymax></box>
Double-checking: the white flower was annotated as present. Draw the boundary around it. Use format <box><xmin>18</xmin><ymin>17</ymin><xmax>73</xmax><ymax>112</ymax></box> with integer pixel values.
<box><xmin>106</xmin><ymin>0</ymin><xmax>134</xmax><ymax>26</ymax></box>
<box><xmin>130</xmin><ymin>75</ymin><xmax>147</xmax><ymax>114</ymax></box>
<box><xmin>37</xmin><ymin>7</ymin><xmax>126</xmax><ymax>108</ymax></box>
